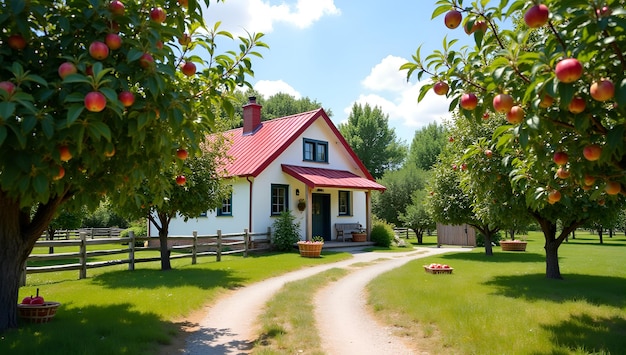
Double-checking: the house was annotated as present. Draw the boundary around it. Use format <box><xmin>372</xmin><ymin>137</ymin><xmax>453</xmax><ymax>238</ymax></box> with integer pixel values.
<box><xmin>158</xmin><ymin>97</ymin><xmax>386</xmax><ymax>241</ymax></box>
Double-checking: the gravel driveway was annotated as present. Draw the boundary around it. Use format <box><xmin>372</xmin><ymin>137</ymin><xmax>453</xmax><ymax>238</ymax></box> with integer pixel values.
<box><xmin>179</xmin><ymin>246</ymin><xmax>469</xmax><ymax>354</ymax></box>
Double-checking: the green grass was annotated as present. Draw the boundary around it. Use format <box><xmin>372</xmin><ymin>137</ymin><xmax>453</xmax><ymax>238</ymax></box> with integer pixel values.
<box><xmin>253</xmin><ymin>268</ymin><xmax>348</xmax><ymax>355</ymax></box>
<box><xmin>3</xmin><ymin>250</ymin><xmax>352</xmax><ymax>355</ymax></box>
<box><xmin>368</xmin><ymin>230</ymin><xmax>626</xmax><ymax>355</ymax></box>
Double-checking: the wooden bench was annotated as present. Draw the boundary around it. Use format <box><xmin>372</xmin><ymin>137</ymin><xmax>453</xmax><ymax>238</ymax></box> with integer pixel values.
<box><xmin>334</xmin><ymin>223</ymin><xmax>362</xmax><ymax>242</ymax></box>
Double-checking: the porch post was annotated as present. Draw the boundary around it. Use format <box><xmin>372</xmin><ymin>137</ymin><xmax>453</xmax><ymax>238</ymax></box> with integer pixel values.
<box><xmin>365</xmin><ymin>190</ymin><xmax>372</xmax><ymax>240</ymax></box>
<box><xmin>306</xmin><ymin>187</ymin><xmax>313</xmax><ymax>241</ymax></box>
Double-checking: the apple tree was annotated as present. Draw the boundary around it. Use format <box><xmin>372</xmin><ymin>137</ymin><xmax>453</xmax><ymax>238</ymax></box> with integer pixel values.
<box><xmin>0</xmin><ymin>0</ymin><xmax>267</xmax><ymax>331</ymax></box>
<box><xmin>403</xmin><ymin>0</ymin><xmax>626</xmax><ymax>278</ymax></box>
<box><xmin>116</xmin><ymin>137</ymin><xmax>232</xmax><ymax>271</ymax></box>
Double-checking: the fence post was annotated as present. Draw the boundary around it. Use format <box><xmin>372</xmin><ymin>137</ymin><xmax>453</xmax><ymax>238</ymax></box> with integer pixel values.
<box><xmin>128</xmin><ymin>231</ymin><xmax>135</xmax><ymax>271</ymax></box>
<box><xmin>192</xmin><ymin>230</ymin><xmax>198</xmax><ymax>265</ymax></box>
<box><xmin>243</xmin><ymin>229</ymin><xmax>249</xmax><ymax>257</ymax></box>
<box><xmin>79</xmin><ymin>232</ymin><xmax>87</xmax><ymax>279</ymax></box>
<box><xmin>216</xmin><ymin>230</ymin><xmax>222</xmax><ymax>262</ymax></box>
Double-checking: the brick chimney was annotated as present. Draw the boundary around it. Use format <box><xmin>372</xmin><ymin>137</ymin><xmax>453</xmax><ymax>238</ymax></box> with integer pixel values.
<box><xmin>243</xmin><ymin>96</ymin><xmax>262</xmax><ymax>135</ymax></box>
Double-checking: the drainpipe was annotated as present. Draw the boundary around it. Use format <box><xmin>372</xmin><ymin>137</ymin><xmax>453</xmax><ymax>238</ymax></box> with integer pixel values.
<box><xmin>247</xmin><ymin>176</ymin><xmax>253</xmax><ymax>232</ymax></box>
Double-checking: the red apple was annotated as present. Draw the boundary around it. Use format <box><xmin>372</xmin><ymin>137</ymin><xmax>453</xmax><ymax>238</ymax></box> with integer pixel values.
<box><xmin>58</xmin><ymin>62</ymin><xmax>77</xmax><ymax>79</ymax></box>
<box><xmin>553</xmin><ymin>151</ymin><xmax>568</xmax><ymax>165</ymax></box>
<box><xmin>21</xmin><ymin>296</ymin><xmax>32</xmax><ymax>304</ymax></box>
<box><xmin>448</xmin><ymin>136</ymin><xmax>454</xmax><ymax>142</ymax></box>
<box><xmin>150</xmin><ymin>7</ymin><xmax>167</xmax><ymax>23</ymax></box>
<box><xmin>461</xmin><ymin>163</ymin><xmax>467</xmax><ymax>171</ymax></box>
<box><xmin>139</xmin><ymin>53</ymin><xmax>154</xmax><ymax>69</ymax></box>
<box><xmin>548</xmin><ymin>189</ymin><xmax>561</xmax><ymax>204</ymax></box>
<box><xmin>433</xmin><ymin>81</ymin><xmax>449</xmax><ymax>95</ymax></box>
<box><xmin>598</xmin><ymin>199</ymin><xmax>606</xmax><ymax>206</ymax></box>
<box><xmin>482</xmin><ymin>112</ymin><xmax>489</xmax><ymax>120</ymax></box>
<box><xmin>590</xmin><ymin>79</ymin><xmax>615</xmax><ymax>102</ymax></box>
<box><xmin>493</xmin><ymin>93</ymin><xmax>514</xmax><ymax>113</ymax></box>
<box><xmin>605</xmin><ymin>181</ymin><xmax>621</xmax><ymax>195</ymax></box>
<box><xmin>583</xmin><ymin>144</ymin><xmax>602</xmax><ymax>161</ymax></box>
<box><xmin>484</xmin><ymin>149</ymin><xmax>493</xmax><ymax>158</ymax></box>
<box><xmin>176</xmin><ymin>175</ymin><xmax>186</xmax><ymax>186</ymax></box>
<box><xmin>444</xmin><ymin>10</ymin><xmax>462</xmax><ymax>29</ymax></box>
<box><xmin>178</xmin><ymin>33</ymin><xmax>191</xmax><ymax>46</ymax></box>
<box><xmin>524</xmin><ymin>4</ymin><xmax>550</xmax><ymax>28</ymax></box>
<box><xmin>556</xmin><ymin>167</ymin><xmax>570</xmax><ymax>179</ymax></box>
<box><xmin>59</xmin><ymin>145</ymin><xmax>72</xmax><ymax>162</ymax></box>
<box><xmin>155</xmin><ymin>41</ymin><xmax>164</xmax><ymax>50</ymax></box>
<box><xmin>0</xmin><ymin>81</ymin><xmax>16</xmax><ymax>95</ymax></box>
<box><xmin>85</xmin><ymin>65</ymin><xmax>93</xmax><ymax>76</ymax></box>
<box><xmin>84</xmin><ymin>91</ymin><xmax>107</xmax><ymax>112</ymax></box>
<box><xmin>118</xmin><ymin>91</ymin><xmax>135</xmax><ymax>107</ymax></box>
<box><xmin>597</xmin><ymin>6</ymin><xmax>612</xmax><ymax>17</ymax></box>
<box><xmin>178</xmin><ymin>0</ymin><xmax>188</xmax><ymax>7</ymax></box>
<box><xmin>176</xmin><ymin>148</ymin><xmax>188</xmax><ymax>160</ymax></box>
<box><xmin>506</xmin><ymin>105</ymin><xmax>524</xmax><ymax>124</ymax></box>
<box><xmin>7</xmin><ymin>34</ymin><xmax>26</xmax><ymax>50</ymax></box>
<box><xmin>105</xmin><ymin>33</ymin><xmax>122</xmax><ymax>50</ymax></box>
<box><xmin>460</xmin><ymin>93</ymin><xmax>478</xmax><ymax>110</ymax></box>
<box><xmin>89</xmin><ymin>41</ymin><xmax>109</xmax><ymax>60</ymax></box>
<box><xmin>538</xmin><ymin>93</ymin><xmax>554</xmax><ymax>108</ymax></box>
<box><xmin>568</xmin><ymin>97</ymin><xmax>586</xmax><ymax>114</ymax></box>
<box><xmin>583</xmin><ymin>174</ymin><xmax>595</xmax><ymax>186</ymax></box>
<box><xmin>53</xmin><ymin>166</ymin><xmax>65</xmax><ymax>181</ymax></box>
<box><xmin>31</xmin><ymin>295</ymin><xmax>44</xmax><ymax>305</ymax></box>
<box><xmin>555</xmin><ymin>58</ymin><xmax>583</xmax><ymax>83</ymax></box>
<box><xmin>109</xmin><ymin>0</ymin><xmax>125</xmax><ymax>16</ymax></box>
<box><xmin>474</xmin><ymin>20</ymin><xmax>488</xmax><ymax>33</ymax></box>
<box><xmin>181</xmin><ymin>61</ymin><xmax>196</xmax><ymax>76</ymax></box>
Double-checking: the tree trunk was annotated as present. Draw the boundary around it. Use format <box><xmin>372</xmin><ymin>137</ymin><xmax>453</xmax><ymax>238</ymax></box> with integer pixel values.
<box><xmin>152</xmin><ymin>212</ymin><xmax>172</xmax><ymax>271</ymax></box>
<box><xmin>598</xmin><ymin>228</ymin><xmax>604</xmax><ymax>244</ymax></box>
<box><xmin>415</xmin><ymin>229</ymin><xmax>423</xmax><ymax>244</ymax></box>
<box><xmin>544</xmin><ymin>238</ymin><xmax>562</xmax><ymax>280</ymax></box>
<box><xmin>509</xmin><ymin>229</ymin><xmax>515</xmax><ymax>240</ymax></box>
<box><xmin>609</xmin><ymin>228</ymin><xmax>613</xmax><ymax>238</ymax></box>
<box><xmin>0</xmin><ymin>192</ymin><xmax>64</xmax><ymax>332</ymax></box>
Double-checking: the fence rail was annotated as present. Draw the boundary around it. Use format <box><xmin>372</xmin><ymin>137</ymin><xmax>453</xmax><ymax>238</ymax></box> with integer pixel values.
<box><xmin>24</xmin><ymin>228</ymin><xmax>271</xmax><ymax>283</ymax></box>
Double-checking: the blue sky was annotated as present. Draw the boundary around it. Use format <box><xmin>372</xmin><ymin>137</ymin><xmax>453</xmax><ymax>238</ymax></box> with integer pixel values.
<box><xmin>205</xmin><ymin>0</ymin><xmax>471</xmax><ymax>144</ymax></box>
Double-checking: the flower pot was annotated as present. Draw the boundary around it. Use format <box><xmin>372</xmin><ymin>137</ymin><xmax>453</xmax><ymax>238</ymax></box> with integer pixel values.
<box><xmin>351</xmin><ymin>232</ymin><xmax>366</xmax><ymax>242</ymax></box>
<box><xmin>297</xmin><ymin>242</ymin><xmax>323</xmax><ymax>257</ymax></box>
<box><xmin>500</xmin><ymin>241</ymin><xmax>527</xmax><ymax>251</ymax></box>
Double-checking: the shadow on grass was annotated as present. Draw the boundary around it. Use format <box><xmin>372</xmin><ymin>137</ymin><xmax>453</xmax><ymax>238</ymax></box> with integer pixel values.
<box><xmin>92</xmin><ymin>268</ymin><xmax>246</xmax><ymax>290</ymax></box>
<box><xmin>538</xmin><ymin>313</ymin><xmax>626</xmax><ymax>355</ymax></box>
<box><xmin>484</xmin><ymin>273</ymin><xmax>626</xmax><ymax>308</ymax></box>
<box><xmin>2</xmin><ymin>303</ymin><xmax>173</xmax><ymax>355</ymax></box>
<box><xmin>440</xmin><ymin>251</ymin><xmax>546</xmax><ymax>263</ymax></box>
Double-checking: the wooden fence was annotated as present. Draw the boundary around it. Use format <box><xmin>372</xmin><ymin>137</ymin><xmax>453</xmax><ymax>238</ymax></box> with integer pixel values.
<box><xmin>24</xmin><ymin>228</ymin><xmax>271</xmax><ymax>282</ymax></box>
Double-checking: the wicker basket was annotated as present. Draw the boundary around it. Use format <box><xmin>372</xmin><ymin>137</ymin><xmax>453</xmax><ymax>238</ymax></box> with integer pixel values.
<box><xmin>297</xmin><ymin>243</ymin><xmax>323</xmax><ymax>258</ymax></box>
<box><xmin>351</xmin><ymin>232</ymin><xmax>367</xmax><ymax>242</ymax></box>
<box><xmin>500</xmin><ymin>241</ymin><xmax>527</xmax><ymax>251</ymax></box>
<box><xmin>18</xmin><ymin>302</ymin><xmax>61</xmax><ymax>323</ymax></box>
<box><xmin>423</xmin><ymin>266</ymin><xmax>454</xmax><ymax>274</ymax></box>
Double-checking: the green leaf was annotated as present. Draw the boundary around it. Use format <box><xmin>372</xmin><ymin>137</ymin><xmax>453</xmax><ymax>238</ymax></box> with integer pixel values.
<box><xmin>87</xmin><ymin>121</ymin><xmax>111</xmax><ymax>141</ymax></box>
<box><xmin>21</xmin><ymin>116</ymin><xmax>37</xmax><ymax>134</ymax></box>
<box><xmin>32</xmin><ymin>174</ymin><xmax>48</xmax><ymax>195</ymax></box>
<box><xmin>0</xmin><ymin>102</ymin><xmax>16</xmax><ymax>119</ymax></box>
<box><xmin>62</xmin><ymin>73</ymin><xmax>92</xmax><ymax>85</ymax></box>
<box><xmin>0</xmin><ymin>126</ymin><xmax>7</xmax><ymax>146</ymax></box>
<box><xmin>67</xmin><ymin>104</ymin><xmax>84</xmax><ymax>125</ymax></box>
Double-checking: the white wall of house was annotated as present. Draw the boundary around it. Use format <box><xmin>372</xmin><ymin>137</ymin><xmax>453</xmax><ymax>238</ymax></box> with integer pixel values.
<box><xmin>161</xmin><ymin>116</ymin><xmax>372</xmax><ymax>239</ymax></box>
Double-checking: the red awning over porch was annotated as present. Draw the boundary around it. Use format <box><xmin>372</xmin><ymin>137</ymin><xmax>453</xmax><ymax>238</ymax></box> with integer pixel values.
<box><xmin>281</xmin><ymin>164</ymin><xmax>386</xmax><ymax>191</ymax></box>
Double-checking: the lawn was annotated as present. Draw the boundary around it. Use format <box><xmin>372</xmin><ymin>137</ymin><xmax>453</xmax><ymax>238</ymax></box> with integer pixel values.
<box><xmin>2</xmin><ymin>249</ymin><xmax>351</xmax><ymax>355</ymax></box>
<box><xmin>368</xmin><ymin>230</ymin><xmax>626</xmax><ymax>354</ymax></box>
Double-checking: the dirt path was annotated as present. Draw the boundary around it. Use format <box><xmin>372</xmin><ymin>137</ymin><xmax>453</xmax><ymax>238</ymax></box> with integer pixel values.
<box><xmin>178</xmin><ymin>247</ymin><xmax>469</xmax><ymax>354</ymax></box>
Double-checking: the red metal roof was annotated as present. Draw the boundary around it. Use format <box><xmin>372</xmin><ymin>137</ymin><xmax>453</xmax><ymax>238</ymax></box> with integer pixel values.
<box><xmin>218</xmin><ymin>108</ymin><xmax>379</xmax><ymax>183</ymax></box>
<box><xmin>282</xmin><ymin>164</ymin><xmax>386</xmax><ymax>191</ymax></box>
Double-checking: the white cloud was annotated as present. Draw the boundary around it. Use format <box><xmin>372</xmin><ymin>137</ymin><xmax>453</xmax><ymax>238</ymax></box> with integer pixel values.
<box><xmin>204</xmin><ymin>0</ymin><xmax>340</xmax><ymax>35</ymax></box>
<box><xmin>345</xmin><ymin>55</ymin><xmax>453</xmax><ymax>142</ymax></box>
<box><xmin>361</xmin><ymin>55</ymin><xmax>412</xmax><ymax>92</ymax></box>
<box><xmin>254</xmin><ymin>79</ymin><xmax>302</xmax><ymax>98</ymax></box>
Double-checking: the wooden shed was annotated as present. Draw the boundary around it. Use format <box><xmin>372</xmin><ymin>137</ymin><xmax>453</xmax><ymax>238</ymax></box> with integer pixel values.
<box><xmin>436</xmin><ymin>223</ymin><xmax>476</xmax><ymax>247</ymax></box>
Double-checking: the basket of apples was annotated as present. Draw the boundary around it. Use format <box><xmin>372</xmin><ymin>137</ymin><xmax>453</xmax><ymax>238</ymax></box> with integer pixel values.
<box><xmin>424</xmin><ymin>263</ymin><xmax>453</xmax><ymax>274</ymax></box>
<box><xmin>18</xmin><ymin>288</ymin><xmax>61</xmax><ymax>323</ymax></box>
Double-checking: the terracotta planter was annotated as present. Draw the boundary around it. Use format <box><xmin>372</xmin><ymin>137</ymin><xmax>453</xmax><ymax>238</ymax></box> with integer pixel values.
<box><xmin>351</xmin><ymin>232</ymin><xmax>367</xmax><ymax>242</ymax></box>
<box><xmin>500</xmin><ymin>241</ymin><xmax>527</xmax><ymax>251</ymax></box>
<box><xmin>297</xmin><ymin>242</ymin><xmax>323</xmax><ymax>257</ymax></box>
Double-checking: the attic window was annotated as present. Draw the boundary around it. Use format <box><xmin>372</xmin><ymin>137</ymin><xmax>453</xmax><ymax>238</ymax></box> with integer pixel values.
<box><xmin>303</xmin><ymin>138</ymin><xmax>328</xmax><ymax>163</ymax></box>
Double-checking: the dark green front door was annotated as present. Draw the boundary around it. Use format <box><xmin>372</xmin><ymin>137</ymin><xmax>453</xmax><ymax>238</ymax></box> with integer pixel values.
<box><xmin>312</xmin><ymin>193</ymin><xmax>331</xmax><ymax>241</ymax></box>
